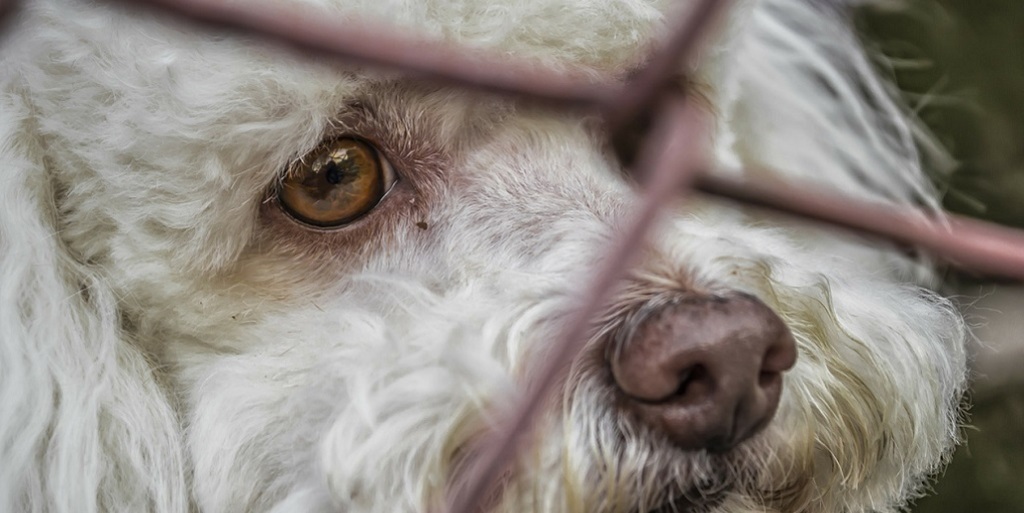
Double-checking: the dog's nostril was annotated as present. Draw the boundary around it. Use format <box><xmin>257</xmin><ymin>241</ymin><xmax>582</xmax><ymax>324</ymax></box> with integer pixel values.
<box><xmin>609</xmin><ymin>293</ymin><xmax>797</xmax><ymax>451</ymax></box>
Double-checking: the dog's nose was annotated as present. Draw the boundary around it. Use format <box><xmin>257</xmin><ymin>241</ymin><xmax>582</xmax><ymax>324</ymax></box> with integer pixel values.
<box><xmin>609</xmin><ymin>293</ymin><xmax>797</xmax><ymax>452</ymax></box>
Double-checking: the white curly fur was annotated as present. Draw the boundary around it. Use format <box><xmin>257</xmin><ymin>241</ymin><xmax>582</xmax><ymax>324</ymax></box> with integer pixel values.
<box><xmin>0</xmin><ymin>0</ymin><xmax>967</xmax><ymax>512</ymax></box>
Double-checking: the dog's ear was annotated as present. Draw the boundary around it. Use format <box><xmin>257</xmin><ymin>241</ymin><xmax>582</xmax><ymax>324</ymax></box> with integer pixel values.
<box><xmin>716</xmin><ymin>0</ymin><xmax>948</xmax><ymax>210</ymax></box>
<box><xmin>0</xmin><ymin>82</ymin><xmax>187</xmax><ymax>512</ymax></box>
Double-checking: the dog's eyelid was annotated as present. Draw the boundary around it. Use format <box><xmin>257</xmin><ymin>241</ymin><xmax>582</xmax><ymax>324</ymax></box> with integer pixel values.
<box><xmin>379</xmin><ymin>150</ymin><xmax>398</xmax><ymax>188</ymax></box>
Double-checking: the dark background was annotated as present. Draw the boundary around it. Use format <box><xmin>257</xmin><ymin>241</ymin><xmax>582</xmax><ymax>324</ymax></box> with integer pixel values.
<box><xmin>857</xmin><ymin>2</ymin><xmax>1024</xmax><ymax>512</ymax></box>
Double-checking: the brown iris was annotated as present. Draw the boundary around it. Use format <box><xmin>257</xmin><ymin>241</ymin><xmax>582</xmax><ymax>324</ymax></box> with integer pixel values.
<box><xmin>279</xmin><ymin>138</ymin><xmax>390</xmax><ymax>227</ymax></box>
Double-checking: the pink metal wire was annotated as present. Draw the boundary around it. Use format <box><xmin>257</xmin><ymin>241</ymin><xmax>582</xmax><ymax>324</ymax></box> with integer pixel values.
<box><xmin>21</xmin><ymin>0</ymin><xmax>1024</xmax><ymax>510</ymax></box>
<box><xmin>694</xmin><ymin>173</ymin><xmax>1024</xmax><ymax>280</ymax></box>
<box><xmin>103</xmin><ymin>0</ymin><xmax>1024</xmax><ymax>281</ymax></box>
<box><xmin>112</xmin><ymin>0</ymin><xmax>616</xmax><ymax>107</ymax></box>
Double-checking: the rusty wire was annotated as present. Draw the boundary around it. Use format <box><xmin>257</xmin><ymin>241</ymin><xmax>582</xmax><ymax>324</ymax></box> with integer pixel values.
<box><xmin>13</xmin><ymin>0</ymin><xmax>1024</xmax><ymax>510</ymax></box>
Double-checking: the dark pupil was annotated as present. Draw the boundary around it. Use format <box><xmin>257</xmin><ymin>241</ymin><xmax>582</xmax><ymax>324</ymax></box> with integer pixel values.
<box><xmin>324</xmin><ymin>159</ymin><xmax>356</xmax><ymax>185</ymax></box>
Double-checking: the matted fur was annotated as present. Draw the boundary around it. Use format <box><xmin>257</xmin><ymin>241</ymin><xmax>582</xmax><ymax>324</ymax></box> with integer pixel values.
<box><xmin>0</xmin><ymin>0</ymin><xmax>966</xmax><ymax>512</ymax></box>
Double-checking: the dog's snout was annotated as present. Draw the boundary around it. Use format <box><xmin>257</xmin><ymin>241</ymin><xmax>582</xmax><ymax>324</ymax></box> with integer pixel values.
<box><xmin>609</xmin><ymin>293</ymin><xmax>797</xmax><ymax>452</ymax></box>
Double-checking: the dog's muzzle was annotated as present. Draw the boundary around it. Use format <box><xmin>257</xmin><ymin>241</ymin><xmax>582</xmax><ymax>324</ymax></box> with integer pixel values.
<box><xmin>609</xmin><ymin>293</ymin><xmax>797</xmax><ymax>452</ymax></box>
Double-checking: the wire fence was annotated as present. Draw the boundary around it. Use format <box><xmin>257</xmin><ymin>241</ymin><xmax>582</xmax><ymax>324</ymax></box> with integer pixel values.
<box><xmin>5</xmin><ymin>0</ymin><xmax>1024</xmax><ymax>511</ymax></box>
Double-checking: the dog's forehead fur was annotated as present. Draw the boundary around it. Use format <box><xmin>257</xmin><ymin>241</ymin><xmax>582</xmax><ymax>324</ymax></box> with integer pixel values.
<box><xmin>17</xmin><ymin>0</ymin><xmax>673</xmax><ymax>261</ymax></box>
<box><xmin>0</xmin><ymin>0</ymin><xmax>968</xmax><ymax>512</ymax></box>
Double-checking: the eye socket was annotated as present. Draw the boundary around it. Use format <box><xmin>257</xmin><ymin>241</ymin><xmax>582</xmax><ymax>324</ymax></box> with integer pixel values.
<box><xmin>278</xmin><ymin>137</ymin><xmax>396</xmax><ymax>228</ymax></box>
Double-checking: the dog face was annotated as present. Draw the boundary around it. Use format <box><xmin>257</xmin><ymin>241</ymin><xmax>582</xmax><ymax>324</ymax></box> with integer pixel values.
<box><xmin>0</xmin><ymin>0</ymin><xmax>967</xmax><ymax>512</ymax></box>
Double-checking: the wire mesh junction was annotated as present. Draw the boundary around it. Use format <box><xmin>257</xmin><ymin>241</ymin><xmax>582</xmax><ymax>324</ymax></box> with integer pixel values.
<box><xmin>7</xmin><ymin>0</ymin><xmax>1024</xmax><ymax>511</ymax></box>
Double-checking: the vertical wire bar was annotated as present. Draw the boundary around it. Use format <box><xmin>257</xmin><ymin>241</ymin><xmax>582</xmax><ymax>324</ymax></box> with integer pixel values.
<box><xmin>445</xmin><ymin>98</ymin><xmax>710</xmax><ymax>513</ymax></box>
<box><xmin>0</xmin><ymin>0</ymin><xmax>17</xmax><ymax>35</ymax></box>
<box><xmin>604</xmin><ymin>0</ymin><xmax>731</xmax><ymax>138</ymax></box>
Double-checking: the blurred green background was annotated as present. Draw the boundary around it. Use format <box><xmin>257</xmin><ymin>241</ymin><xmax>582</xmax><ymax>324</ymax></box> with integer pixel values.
<box><xmin>857</xmin><ymin>0</ymin><xmax>1024</xmax><ymax>228</ymax></box>
<box><xmin>856</xmin><ymin>2</ymin><xmax>1024</xmax><ymax>512</ymax></box>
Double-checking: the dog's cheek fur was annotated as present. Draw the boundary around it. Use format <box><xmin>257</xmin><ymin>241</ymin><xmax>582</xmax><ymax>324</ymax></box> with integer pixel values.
<box><xmin>0</xmin><ymin>68</ymin><xmax>188</xmax><ymax>513</ymax></box>
<box><xmin>0</xmin><ymin>5</ymin><xmax>382</xmax><ymax>510</ymax></box>
<box><xmin>494</xmin><ymin>215</ymin><xmax>966</xmax><ymax>513</ymax></box>
<box><xmin>171</xmin><ymin>113</ymin><xmax>637</xmax><ymax>512</ymax></box>
<box><xmin>170</xmin><ymin>270</ymin><xmax>581</xmax><ymax>512</ymax></box>
<box><xmin>679</xmin><ymin>228</ymin><xmax>966</xmax><ymax>512</ymax></box>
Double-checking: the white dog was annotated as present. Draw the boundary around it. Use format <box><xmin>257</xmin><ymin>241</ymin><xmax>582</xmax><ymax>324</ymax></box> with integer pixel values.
<box><xmin>0</xmin><ymin>0</ymin><xmax>968</xmax><ymax>512</ymax></box>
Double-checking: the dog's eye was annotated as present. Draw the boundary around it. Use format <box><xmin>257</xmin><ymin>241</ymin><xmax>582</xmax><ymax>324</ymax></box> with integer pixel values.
<box><xmin>279</xmin><ymin>138</ymin><xmax>395</xmax><ymax>227</ymax></box>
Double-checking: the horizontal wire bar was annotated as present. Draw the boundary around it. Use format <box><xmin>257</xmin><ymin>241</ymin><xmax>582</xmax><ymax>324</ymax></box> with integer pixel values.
<box><xmin>109</xmin><ymin>0</ymin><xmax>616</xmax><ymax>108</ymax></box>
<box><xmin>694</xmin><ymin>172</ymin><xmax>1024</xmax><ymax>280</ymax></box>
